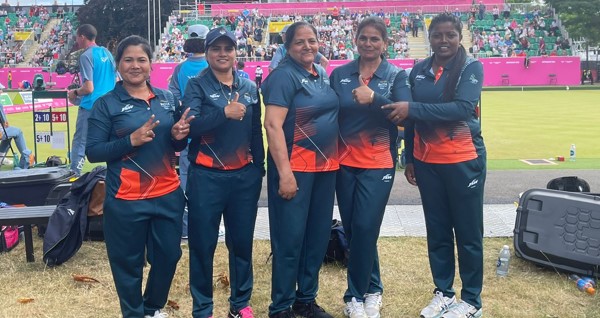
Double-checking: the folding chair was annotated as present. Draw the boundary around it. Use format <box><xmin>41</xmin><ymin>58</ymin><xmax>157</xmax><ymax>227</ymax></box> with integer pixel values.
<box><xmin>0</xmin><ymin>113</ymin><xmax>16</xmax><ymax>167</ymax></box>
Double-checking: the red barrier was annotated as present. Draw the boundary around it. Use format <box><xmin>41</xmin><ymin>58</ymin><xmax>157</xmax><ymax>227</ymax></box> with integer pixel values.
<box><xmin>210</xmin><ymin>0</ymin><xmax>504</xmax><ymax>16</ymax></box>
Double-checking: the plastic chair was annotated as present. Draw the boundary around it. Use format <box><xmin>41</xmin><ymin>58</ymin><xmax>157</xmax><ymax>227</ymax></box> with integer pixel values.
<box><xmin>548</xmin><ymin>73</ymin><xmax>557</xmax><ymax>85</ymax></box>
<box><xmin>501</xmin><ymin>74</ymin><xmax>510</xmax><ymax>86</ymax></box>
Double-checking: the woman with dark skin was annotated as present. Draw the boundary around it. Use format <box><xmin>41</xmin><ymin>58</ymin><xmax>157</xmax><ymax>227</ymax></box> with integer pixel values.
<box><xmin>86</xmin><ymin>35</ymin><xmax>194</xmax><ymax>318</ymax></box>
<box><xmin>382</xmin><ymin>13</ymin><xmax>486</xmax><ymax>318</ymax></box>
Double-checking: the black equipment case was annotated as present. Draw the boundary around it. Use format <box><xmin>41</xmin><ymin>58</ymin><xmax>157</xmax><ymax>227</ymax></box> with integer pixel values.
<box><xmin>514</xmin><ymin>189</ymin><xmax>600</xmax><ymax>276</ymax></box>
<box><xmin>0</xmin><ymin>167</ymin><xmax>74</xmax><ymax>206</ymax></box>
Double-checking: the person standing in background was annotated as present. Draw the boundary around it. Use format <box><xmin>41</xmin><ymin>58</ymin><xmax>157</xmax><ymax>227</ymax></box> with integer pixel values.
<box><xmin>168</xmin><ymin>24</ymin><xmax>209</xmax><ymax>240</ymax></box>
<box><xmin>68</xmin><ymin>24</ymin><xmax>116</xmax><ymax>176</ymax></box>
<box><xmin>236</xmin><ymin>60</ymin><xmax>250</xmax><ymax>79</ymax></box>
<box><xmin>0</xmin><ymin>85</ymin><xmax>33</xmax><ymax>169</ymax></box>
<box><xmin>254</xmin><ymin>65</ymin><xmax>263</xmax><ymax>89</ymax></box>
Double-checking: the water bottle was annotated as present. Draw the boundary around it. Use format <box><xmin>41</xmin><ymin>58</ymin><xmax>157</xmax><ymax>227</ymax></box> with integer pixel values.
<box><xmin>13</xmin><ymin>153</ymin><xmax>19</xmax><ymax>169</ymax></box>
<box><xmin>569</xmin><ymin>144</ymin><xmax>576</xmax><ymax>161</ymax></box>
<box><xmin>568</xmin><ymin>274</ymin><xmax>596</xmax><ymax>295</ymax></box>
<box><xmin>496</xmin><ymin>245</ymin><xmax>511</xmax><ymax>277</ymax></box>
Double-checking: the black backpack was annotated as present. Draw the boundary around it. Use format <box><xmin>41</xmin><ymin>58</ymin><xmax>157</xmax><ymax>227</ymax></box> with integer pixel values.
<box><xmin>323</xmin><ymin>219</ymin><xmax>350</xmax><ymax>266</ymax></box>
<box><xmin>43</xmin><ymin>166</ymin><xmax>106</xmax><ymax>266</ymax></box>
<box><xmin>546</xmin><ymin>176</ymin><xmax>591</xmax><ymax>193</ymax></box>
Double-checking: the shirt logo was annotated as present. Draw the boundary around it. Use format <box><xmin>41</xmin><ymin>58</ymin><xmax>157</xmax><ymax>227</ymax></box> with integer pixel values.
<box><xmin>121</xmin><ymin>104</ymin><xmax>133</xmax><ymax>112</ymax></box>
<box><xmin>67</xmin><ymin>208</ymin><xmax>75</xmax><ymax>216</ymax></box>
<box><xmin>469</xmin><ymin>74</ymin><xmax>479</xmax><ymax>84</ymax></box>
<box><xmin>160</xmin><ymin>101</ymin><xmax>171</xmax><ymax>110</ymax></box>
<box><xmin>378</xmin><ymin>81</ymin><xmax>389</xmax><ymax>90</ymax></box>
<box><xmin>415</xmin><ymin>74</ymin><xmax>426</xmax><ymax>81</ymax></box>
<box><xmin>209</xmin><ymin>93</ymin><xmax>220</xmax><ymax>99</ymax></box>
<box><xmin>101</xmin><ymin>57</ymin><xmax>109</xmax><ymax>63</ymax></box>
<box><xmin>243</xmin><ymin>93</ymin><xmax>252</xmax><ymax>103</ymax></box>
<box><xmin>382</xmin><ymin>174</ymin><xmax>393</xmax><ymax>182</ymax></box>
<box><xmin>340</xmin><ymin>78</ymin><xmax>352</xmax><ymax>84</ymax></box>
<box><xmin>300</xmin><ymin>78</ymin><xmax>309</xmax><ymax>85</ymax></box>
<box><xmin>468</xmin><ymin>178</ymin><xmax>479</xmax><ymax>188</ymax></box>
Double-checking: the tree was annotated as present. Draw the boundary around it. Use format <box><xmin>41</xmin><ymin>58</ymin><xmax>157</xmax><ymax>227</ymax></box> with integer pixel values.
<box><xmin>76</xmin><ymin>0</ymin><xmax>173</xmax><ymax>52</ymax></box>
<box><xmin>543</xmin><ymin>0</ymin><xmax>600</xmax><ymax>46</ymax></box>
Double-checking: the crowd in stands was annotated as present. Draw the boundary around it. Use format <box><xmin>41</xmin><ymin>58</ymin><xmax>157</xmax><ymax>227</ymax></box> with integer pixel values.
<box><xmin>30</xmin><ymin>17</ymin><xmax>74</xmax><ymax>67</ymax></box>
<box><xmin>468</xmin><ymin>4</ymin><xmax>571</xmax><ymax>58</ymax></box>
<box><xmin>157</xmin><ymin>6</ymin><xmax>425</xmax><ymax>63</ymax></box>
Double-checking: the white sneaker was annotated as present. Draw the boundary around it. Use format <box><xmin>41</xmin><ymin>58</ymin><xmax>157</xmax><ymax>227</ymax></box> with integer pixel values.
<box><xmin>441</xmin><ymin>301</ymin><xmax>482</xmax><ymax>318</ymax></box>
<box><xmin>364</xmin><ymin>292</ymin><xmax>382</xmax><ymax>318</ymax></box>
<box><xmin>420</xmin><ymin>291</ymin><xmax>456</xmax><ymax>318</ymax></box>
<box><xmin>144</xmin><ymin>310</ymin><xmax>169</xmax><ymax>318</ymax></box>
<box><xmin>0</xmin><ymin>155</ymin><xmax>13</xmax><ymax>166</ymax></box>
<box><xmin>344</xmin><ymin>297</ymin><xmax>368</xmax><ymax>318</ymax></box>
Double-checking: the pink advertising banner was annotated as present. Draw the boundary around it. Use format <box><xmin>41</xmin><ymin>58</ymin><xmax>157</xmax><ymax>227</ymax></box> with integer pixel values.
<box><xmin>0</xmin><ymin>56</ymin><xmax>581</xmax><ymax>112</ymax></box>
<box><xmin>481</xmin><ymin>56</ymin><xmax>580</xmax><ymax>86</ymax></box>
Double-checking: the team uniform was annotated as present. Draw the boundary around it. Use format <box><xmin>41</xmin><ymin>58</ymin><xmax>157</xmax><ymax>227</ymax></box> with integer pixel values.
<box><xmin>181</xmin><ymin>68</ymin><xmax>264</xmax><ymax>318</ymax></box>
<box><xmin>71</xmin><ymin>45</ymin><xmax>116</xmax><ymax>175</ymax></box>
<box><xmin>168</xmin><ymin>55</ymin><xmax>209</xmax><ymax>238</ymax></box>
<box><xmin>262</xmin><ymin>57</ymin><xmax>339</xmax><ymax>316</ymax></box>
<box><xmin>86</xmin><ymin>82</ymin><xmax>186</xmax><ymax>318</ymax></box>
<box><xmin>329</xmin><ymin>58</ymin><xmax>412</xmax><ymax>303</ymax></box>
<box><xmin>405</xmin><ymin>56</ymin><xmax>486</xmax><ymax>309</ymax></box>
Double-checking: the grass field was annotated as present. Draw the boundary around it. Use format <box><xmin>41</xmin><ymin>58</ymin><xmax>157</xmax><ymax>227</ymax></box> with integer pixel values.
<box><xmin>2</xmin><ymin>90</ymin><xmax>600</xmax><ymax>172</ymax></box>
<box><xmin>1</xmin><ymin>236</ymin><xmax>599</xmax><ymax>318</ymax></box>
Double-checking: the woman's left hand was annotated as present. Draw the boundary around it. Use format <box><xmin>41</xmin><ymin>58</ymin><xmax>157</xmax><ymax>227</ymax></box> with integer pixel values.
<box><xmin>171</xmin><ymin>107</ymin><xmax>195</xmax><ymax>140</ymax></box>
<box><xmin>381</xmin><ymin>101</ymin><xmax>409</xmax><ymax>125</ymax></box>
<box><xmin>352</xmin><ymin>75</ymin><xmax>375</xmax><ymax>105</ymax></box>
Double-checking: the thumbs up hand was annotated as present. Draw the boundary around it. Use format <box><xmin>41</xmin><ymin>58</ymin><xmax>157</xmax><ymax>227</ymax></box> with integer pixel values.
<box><xmin>352</xmin><ymin>75</ymin><xmax>375</xmax><ymax>105</ymax></box>
<box><xmin>224</xmin><ymin>92</ymin><xmax>247</xmax><ymax>121</ymax></box>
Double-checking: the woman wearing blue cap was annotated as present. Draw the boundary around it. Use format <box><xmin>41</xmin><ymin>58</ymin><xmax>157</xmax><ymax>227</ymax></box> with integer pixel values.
<box><xmin>181</xmin><ymin>26</ymin><xmax>265</xmax><ymax>318</ymax></box>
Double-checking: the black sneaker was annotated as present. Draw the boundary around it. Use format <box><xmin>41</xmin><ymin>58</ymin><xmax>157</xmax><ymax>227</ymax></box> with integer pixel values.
<box><xmin>270</xmin><ymin>308</ymin><xmax>296</xmax><ymax>318</ymax></box>
<box><xmin>292</xmin><ymin>301</ymin><xmax>333</xmax><ymax>318</ymax></box>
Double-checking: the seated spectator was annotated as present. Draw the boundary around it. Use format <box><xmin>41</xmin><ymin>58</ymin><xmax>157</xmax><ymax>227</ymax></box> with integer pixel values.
<box><xmin>0</xmin><ymin>91</ymin><xmax>34</xmax><ymax>169</ymax></box>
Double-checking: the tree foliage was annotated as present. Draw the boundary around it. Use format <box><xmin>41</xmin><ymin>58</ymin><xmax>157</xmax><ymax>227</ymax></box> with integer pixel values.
<box><xmin>76</xmin><ymin>0</ymin><xmax>173</xmax><ymax>52</ymax></box>
<box><xmin>544</xmin><ymin>0</ymin><xmax>600</xmax><ymax>46</ymax></box>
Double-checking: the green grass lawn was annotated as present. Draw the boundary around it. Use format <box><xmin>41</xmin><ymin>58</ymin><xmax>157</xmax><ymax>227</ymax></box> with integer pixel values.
<box><xmin>3</xmin><ymin>90</ymin><xmax>599</xmax><ymax>172</ymax></box>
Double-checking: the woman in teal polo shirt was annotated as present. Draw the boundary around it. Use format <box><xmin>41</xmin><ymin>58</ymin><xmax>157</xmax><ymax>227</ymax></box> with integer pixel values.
<box><xmin>330</xmin><ymin>17</ymin><xmax>412</xmax><ymax>318</ymax></box>
<box><xmin>263</xmin><ymin>21</ymin><xmax>339</xmax><ymax>318</ymax></box>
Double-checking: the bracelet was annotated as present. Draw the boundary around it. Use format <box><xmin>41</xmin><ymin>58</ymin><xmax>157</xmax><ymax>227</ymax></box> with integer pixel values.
<box><xmin>369</xmin><ymin>91</ymin><xmax>375</xmax><ymax>103</ymax></box>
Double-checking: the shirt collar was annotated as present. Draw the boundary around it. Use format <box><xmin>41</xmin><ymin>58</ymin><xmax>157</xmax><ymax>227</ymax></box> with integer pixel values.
<box><xmin>113</xmin><ymin>81</ymin><xmax>155</xmax><ymax>102</ymax></box>
<box><xmin>350</xmin><ymin>56</ymin><xmax>389</xmax><ymax>79</ymax></box>
<box><xmin>203</xmin><ymin>67</ymin><xmax>240</xmax><ymax>91</ymax></box>
<box><xmin>285</xmin><ymin>56</ymin><xmax>320</xmax><ymax>78</ymax></box>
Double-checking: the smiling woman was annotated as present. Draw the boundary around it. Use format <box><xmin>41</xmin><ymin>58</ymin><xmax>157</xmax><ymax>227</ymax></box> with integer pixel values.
<box><xmin>85</xmin><ymin>35</ymin><xmax>194</xmax><ymax>318</ymax></box>
<box><xmin>180</xmin><ymin>26</ymin><xmax>265</xmax><ymax>318</ymax></box>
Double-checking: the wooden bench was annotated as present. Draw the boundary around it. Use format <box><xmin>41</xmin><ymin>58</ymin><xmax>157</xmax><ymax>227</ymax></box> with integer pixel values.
<box><xmin>0</xmin><ymin>206</ymin><xmax>55</xmax><ymax>262</ymax></box>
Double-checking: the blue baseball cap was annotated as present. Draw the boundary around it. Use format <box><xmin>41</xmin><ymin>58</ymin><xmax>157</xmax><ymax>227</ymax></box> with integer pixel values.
<box><xmin>205</xmin><ymin>27</ymin><xmax>237</xmax><ymax>48</ymax></box>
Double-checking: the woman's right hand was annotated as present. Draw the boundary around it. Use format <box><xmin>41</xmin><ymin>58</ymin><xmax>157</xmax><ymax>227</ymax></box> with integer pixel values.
<box><xmin>404</xmin><ymin>163</ymin><xmax>417</xmax><ymax>186</ymax></box>
<box><xmin>224</xmin><ymin>92</ymin><xmax>247</xmax><ymax>121</ymax></box>
<box><xmin>130</xmin><ymin>115</ymin><xmax>160</xmax><ymax>147</ymax></box>
<box><xmin>278</xmin><ymin>172</ymin><xmax>298</xmax><ymax>200</ymax></box>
